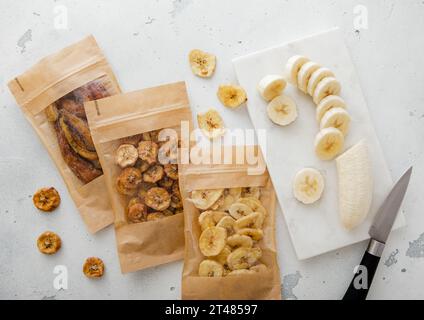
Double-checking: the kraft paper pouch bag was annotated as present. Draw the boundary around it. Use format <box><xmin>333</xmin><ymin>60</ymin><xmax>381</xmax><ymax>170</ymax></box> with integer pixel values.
<box><xmin>85</xmin><ymin>81</ymin><xmax>193</xmax><ymax>273</ymax></box>
<box><xmin>8</xmin><ymin>36</ymin><xmax>121</xmax><ymax>233</ymax></box>
<box><xmin>180</xmin><ymin>146</ymin><xmax>281</xmax><ymax>300</ymax></box>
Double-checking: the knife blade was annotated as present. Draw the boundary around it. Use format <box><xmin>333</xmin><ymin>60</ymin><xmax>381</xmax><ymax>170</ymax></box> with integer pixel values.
<box><xmin>343</xmin><ymin>166</ymin><xmax>412</xmax><ymax>300</ymax></box>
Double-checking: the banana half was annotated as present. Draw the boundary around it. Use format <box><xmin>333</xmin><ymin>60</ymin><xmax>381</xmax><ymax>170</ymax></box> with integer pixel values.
<box><xmin>336</xmin><ymin>140</ymin><xmax>373</xmax><ymax>230</ymax></box>
<box><xmin>267</xmin><ymin>95</ymin><xmax>298</xmax><ymax>126</ymax></box>
<box><xmin>293</xmin><ymin>168</ymin><xmax>325</xmax><ymax>204</ymax></box>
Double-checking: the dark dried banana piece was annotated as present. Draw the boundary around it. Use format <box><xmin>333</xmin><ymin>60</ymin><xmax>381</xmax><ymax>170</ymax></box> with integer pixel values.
<box><xmin>158</xmin><ymin>175</ymin><xmax>174</xmax><ymax>189</ymax></box>
<box><xmin>164</xmin><ymin>164</ymin><xmax>179</xmax><ymax>180</ymax></box>
<box><xmin>116</xmin><ymin>167</ymin><xmax>142</xmax><ymax>195</ymax></box>
<box><xmin>138</xmin><ymin>141</ymin><xmax>158</xmax><ymax>165</ymax></box>
<box><xmin>33</xmin><ymin>187</ymin><xmax>61</xmax><ymax>212</ymax></box>
<box><xmin>37</xmin><ymin>231</ymin><xmax>61</xmax><ymax>255</ymax></box>
<box><xmin>126</xmin><ymin>200</ymin><xmax>147</xmax><ymax>223</ymax></box>
<box><xmin>83</xmin><ymin>257</ymin><xmax>105</xmax><ymax>278</ymax></box>
<box><xmin>60</xmin><ymin>99</ymin><xmax>86</xmax><ymax>119</ymax></box>
<box><xmin>143</xmin><ymin>165</ymin><xmax>164</xmax><ymax>183</ymax></box>
<box><xmin>145</xmin><ymin>187</ymin><xmax>171</xmax><ymax>211</ymax></box>
<box><xmin>45</xmin><ymin>104</ymin><xmax>59</xmax><ymax>122</ymax></box>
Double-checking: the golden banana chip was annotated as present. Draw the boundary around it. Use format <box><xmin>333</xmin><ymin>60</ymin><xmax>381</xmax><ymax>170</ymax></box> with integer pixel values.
<box><xmin>138</xmin><ymin>141</ymin><xmax>158</xmax><ymax>165</ymax></box>
<box><xmin>217</xmin><ymin>85</ymin><xmax>247</xmax><ymax>108</ymax></box>
<box><xmin>158</xmin><ymin>175</ymin><xmax>174</xmax><ymax>189</ymax></box>
<box><xmin>143</xmin><ymin>164</ymin><xmax>164</xmax><ymax>183</ymax></box>
<box><xmin>189</xmin><ymin>49</ymin><xmax>216</xmax><ymax>78</ymax></box>
<box><xmin>115</xmin><ymin>144</ymin><xmax>139</xmax><ymax>168</ymax></box>
<box><xmin>37</xmin><ymin>231</ymin><xmax>61</xmax><ymax>255</ymax></box>
<box><xmin>33</xmin><ymin>187</ymin><xmax>61</xmax><ymax>212</ymax></box>
<box><xmin>198</xmin><ymin>259</ymin><xmax>224</xmax><ymax>277</ymax></box>
<box><xmin>197</xmin><ymin>109</ymin><xmax>226</xmax><ymax>139</ymax></box>
<box><xmin>164</xmin><ymin>164</ymin><xmax>179</xmax><ymax>180</ymax></box>
<box><xmin>116</xmin><ymin>167</ymin><xmax>142</xmax><ymax>195</ymax></box>
<box><xmin>199</xmin><ymin>226</ymin><xmax>227</xmax><ymax>257</ymax></box>
<box><xmin>83</xmin><ymin>257</ymin><xmax>105</xmax><ymax>278</ymax></box>
<box><xmin>145</xmin><ymin>187</ymin><xmax>171</xmax><ymax>211</ymax></box>
<box><xmin>127</xmin><ymin>202</ymin><xmax>147</xmax><ymax>223</ymax></box>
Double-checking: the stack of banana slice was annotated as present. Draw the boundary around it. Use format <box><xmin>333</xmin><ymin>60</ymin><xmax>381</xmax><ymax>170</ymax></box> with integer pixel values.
<box><xmin>189</xmin><ymin>187</ymin><xmax>268</xmax><ymax>277</ymax></box>
<box><xmin>285</xmin><ymin>55</ymin><xmax>351</xmax><ymax>161</ymax></box>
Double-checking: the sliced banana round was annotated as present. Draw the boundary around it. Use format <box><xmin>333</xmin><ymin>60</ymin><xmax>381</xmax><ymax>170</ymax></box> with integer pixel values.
<box><xmin>115</xmin><ymin>144</ymin><xmax>139</xmax><ymax>168</ymax></box>
<box><xmin>285</xmin><ymin>55</ymin><xmax>310</xmax><ymax>85</ymax></box>
<box><xmin>267</xmin><ymin>95</ymin><xmax>298</xmax><ymax>126</ymax></box>
<box><xmin>314</xmin><ymin>127</ymin><xmax>344</xmax><ymax>160</ymax></box>
<box><xmin>316</xmin><ymin>95</ymin><xmax>346</xmax><ymax>123</ymax></box>
<box><xmin>227</xmin><ymin>247</ymin><xmax>262</xmax><ymax>270</ymax></box>
<box><xmin>227</xmin><ymin>269</ymin><xmax>255</xmax><ymax>276</ymax></box>
<box><xmin>320</xmin><ymin>107</ymin><xmax>351</xmax><ymax>136</ymax></box>
<box><xmin>297</xmin><ymin>61</ymin><xmax>321</xmax><ymax>93</ymax></box>
<box><xmin>234</xmin><ymin>212</ymin><xmax>265</xmax><ymax>230</ymax></box>
<box><xmin>198</xmin><ymin>259</ymin><xmax>224</xmax><ymax>277</ymax></box>
<box><xmin>293</xmin><ymin>168</ymin><xmax>325</xmax><ymax>204</ymax></box>
<box><xmin>229</xmin><ymin>202</ymin><xmax>253</xmax><ymax>219</ymax></box>
<box><xmin>189</xmin><ymin>49</ymin><xmax>216</xmax><ymax>78</ymax></box>
<box><xmin>313</xmin><ymin>77</ymin><xmax>341</xmax><ymax>105</ymax></box>
<box><xmin>227</xmin><ymin>234</ymin><xmax>253</xmax><ymax>249</ymax></box>
<box><xmin>199</xmin><ymin>226</ymin><xmax>227</xmax><ymax>257</ymax></box>
<box><xmin>238</xmin><ymin>197</ymin><xmax>267</xmax><ymax>216</ymax></box>
<box><xmin>257</xmin><ymin>75</ymin><xmax>286</xmax><ymax>101</ymax></box>
<box><xmin>237</xmin><ymin>228</ymin><xmax>264</xmax><ymax>241</ymax></box>
<box><xmin>198</xmin><ymin>210</ymin><xmax>228</xmax><ymax>231</ymax></box>
<box><xmin>217</xmin><ymin>84</ymin><xmax>247</xmax><ymax>108</ymax></box>
<box><xmin>197</xmin><ymin>108</ymin><xmax>226</xmax><ymax>139</ymax></box>
<box><xmin>241</xmin><ymin>187</ymin><xmax>261</xmax><ymax>199</ymax></box>
<box><xmin>307</xmin><ymin>67</ymin><xmax>335</xmax><ymax>96</ymax></box>
<box><xmin>190</xmin><ymin>188</ymin><xmax>224</xmax><ymax>210</ymax></box>
<box><xmin>214</xmin><ymin>245</ymin><xmax>232</xmax><ymax>266</ymax></box>
<box><xmin>216</xmin><ymin>216</ymin><xmax>236</xmax><ymax>235</ymax></box>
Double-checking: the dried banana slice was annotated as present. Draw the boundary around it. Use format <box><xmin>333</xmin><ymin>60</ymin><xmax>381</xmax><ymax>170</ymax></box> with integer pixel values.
<box><xmin>137</xmin><ymin>160</ymin><xmax>150</xmax><ymax>173</ymax></box>
<box><xmin>145</xmin><ymin>187</ymin><xmax>171</xmax><ymax>211</ymax></box>
<box><xmin>241</xmin><ymin>187</ymin><xmax>261</xmax><ymax>199</ymax></box>
<box><xmin>143</xmin><ymin>165</ymin><xmax>164</xmax><ymax>183</ymax></box>
<box><xmin>116</xmin><ymin>167</ymin><xmax>142</xmax><ymax>196</ymax></box>
<box><xmin>146</xmin><ymin>212</ymin><xmax>166</xmax><ymax>221</ymax></box>
<box><xmin>234</xmin><ymin>212</ymin><xmax>264</xmax><ymax>230</ymax></box>
<box><xmin>198</xmin><ymin>211</ymin><xmax>228</xmax><ymax>231</ymax></box>
<box><xmin>214</xmin><ymin>245</ymin><xmax>232</xmax><ymax>266</ymax></box>
<box><xmin>215</xmin><ymin>188</ymin><xmax>242</xmax><ymax>211</ymax></box>
<box><xmin>216</xmin><ymin>216</ymin><xmax>236</xmax><ymax>236</ymax></box>
<box><xmin>37</xmin><ymin>231</ymin><xmax>61</xmax><ymax>255</ymax></box>
<box><xmin>227</xmin><ymin>234</ymin><xmax>253</xmax><ymax>249</ymax></box>
<box><xmin>138</xmin><ymin>182</ymin><xmax>156</xmax><ymax>201</ymax></box>
<box><xmin>158</xmin><ymin>175</ymin><xmax>174</xmax><ymax>188</ymax></box>
<box><xmin>237</xmin><ymin>228</ymin><xmax>264</xmax><ymax>241</ymax></box>
<box><xmin>210</xmin><ymin>194</ymin><xmax>225</xmax><ymax>210</ymax></box>
<box><xmin>45</xmin><ymin>104</ymin><xmax>59</xmax><ymax>122</ymax></box>
<box><xmin>189</xmin><ymin>49</ymin><xmax>216</xmax><ymax>78</ymax></box>
<box><xmin>189</xmin><ymin>189</ymin><xmax>224</xmax><ymax>210</ymax></box>
<box><xmin>138</xmin><ymin>141</ymin><xmax>159</xmax><ymax>165</ymax></box>
<box><xmin>127</xmin><ymin>201</ymin><xmax>147</xmax><ymax>223</ymax></box>
<box><xmin>164</xmin><ymin>164</ymin><xmax>179</xmax><ymax>180</ymax></box>
<box><xmin>115</xmin><ymin>144</ymin><xmax>139</xmax><ymax>168</ymax></box>
<box><xmin>238</xmin><ymin>197</ymin><xmax>267</xmax><ymax>216</ymax></box>
<box><xmin>33</xmin><ymin>187</ymin><xmax>61</xmax><ymax>212</ymax></box>
<box><xmin>217</xmin><ymin>84</ymin><xmax>247</xmax><ymax>108</ymax></box>
<box><xmin>170</xmin><ymin>192</ymin><xmax>183</xmax><ymax>209</ymax></box>
<box><xmin>250</xmin><ymin>264</ymin><xmax>268</xmax><ymax>273</ymax></box>
<box><xmin>197</xmin><ymin>109</ymin><xmax>226</xmax><ymax>139</ymax></box>
<box><xmin>198</xmin><ymin>259</ymin><xmax>224</xmax><ymax>277</ymax></box>
<box><xmin>229</xmin><ymin>202</ymin><xmax>253</xmax><ymax>219</ymax></box>
<box><xmin>83</xmin><ymin>257</ymin><xmax>105</xmax><ymax>278</ymax></box>
<box><xmin>227</xmin><ymin>269</ymin><xmax>256</xmax><ymax>276</ymax></box>
<box><xmin>199</xmin><ymin>226</ymin><xmax>227</xmax><ymax>257</ymax></box>
<box><xmin>227</xmin><ymin>247</ymin><xmax>262</xmax><ymax>270</ymax></box>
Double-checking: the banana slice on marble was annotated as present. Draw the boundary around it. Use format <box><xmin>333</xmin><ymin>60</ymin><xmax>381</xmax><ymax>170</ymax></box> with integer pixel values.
<box><xmin>316</xmin><ymin>95</ymin><xmax>346</xmax><ymax>123</ymax></box>
<box><xmin>267</xmin><ymin>95</ymin><xmax>298</xmax><ymax>126</ymax></box>
<box><xmin>285</xmin><ymin>55</ymin><xmax>310</xmax><ymax>85</ymax></box>
<box><xmin>314</xmin><ymin>127</ymin><xmax>344</xmax><ymax>160</ymax></box>
<box><xmin>307</xmin><ymin>67</ymin><xmax>335</xmax><ymax>96</ymax></box>
<box><xmin>293</xmin><ymin>168</ymin><xmax>325</xmax><ymax>204</ymax></box>
<box><xmin>257</xmin><ymin>75</ymin><xmax>287</xmax><ymax>101</ymax></box>
<box><xmin>297</xmin><ymin>61</ymin><xmax>321</xmax><ymax>93</ymax></box>
<box><xmin>320</xmin><ymin>107</ymin><xmax>351</xmax><ymax>136</ymax></box>
<box><xmin>313</xmin><ymin>77</ymin><xmax>341</xmax><ymax>104</ymax></box>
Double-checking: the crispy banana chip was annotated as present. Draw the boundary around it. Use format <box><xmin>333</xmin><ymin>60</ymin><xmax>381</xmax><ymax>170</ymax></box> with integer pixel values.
<box><xmin>164</xmin><ymin>164</ymin><xmax>179</xmax><ymax>180</ymax></box>
<box><xmin>197</xmin><ymin>109</ymin><xmax>226</xmax><ymax>139</ymax></box>
<box><xmin>45</xmin><ymin>104</ymin><xmax>59</xmax><ymax>122</ymax></box>
<box><xmin>198</xmin><ymin>211</ymin><xmax>228</xmax><ymax>231</ymax></box>
<box><xmin>158</xmin><ymin>175</ymin><xmax>174</xmax><ymax>189</ymax></box>
<box><xmin>127</xmin><ymin>201</ymin><xmax>147</xmax><ymax>223</ymax></box>
<box><xmin>227</xmin><ymin>247</ymin><xmax>262</xmax><ymax>270</ymax></box>
<box><xmin>190</xmin><ymin>188</ymin><xmax>224</xmax><ymax>210</ymax></box>
<box><xmin>37</xmin><ymin>231</ymin><xmax>61</xmax><ymax>255</ymax></box>
<box><xmin>83</xmin><ymin>257</ymin><xmax>105</xmax><ymax>278</ymax></box>
<box><xmin>241</xmin><ymin>187</ymin><xmax>261</xmax><ymax>199</ymax></box>
<box><xmin>115</xmin><ymin>144</ymin><xmax>138</xmax><ymax>168</ymax></box>
<box><xmin>199</xmin><ymin>226</ymin><xmax>227</xmax><ymax>257</ymax></box>
<box><xmin>227</xmin><ymin>234</ymin><xmax>253</xmax><ymax>249</ymax></box>
<box><xmin>143</xmin><ymin>164</ymin><xmax>164</xmax><ymax>183</ymax></box>
<box><xmin>214</xmin><ymin>245</ymin><xmax>232</xmax><ymax>266</ymax></box>
<box><xmin>189</xmin><ymin>49</ymin><xmax>216</xmax><ymax>78</ymax></box>
<box><xmin>237</xmin><ymin>228</ymin><xmax>264</xmax><ymax>241</ymax></box>
<box><xmin>238</xmin><ymin>197</ymin><xmax>267</xmax><ymax>216</ymax></box>
<box><xmin>138</xmin><ymin>141</ymin><xmax>159</xmax><ymax>165</ymax></box>
<box><xmin>217</xmin><ymin>84</ymin><xmax>247</xmax><ymax>108</ymax></box>
<box><xmin>33</xmin><ymin>187</ymin><xmax>61</xmax><ymax>212</ymax></box>
<box><xmin>216</xmin><ymin>216</ymin><xmax>236</xmax><ymax>236</ymax></box>
<box><xmin>198</xmin><ymin>259</ymin><xmax>223</xmax><ymax>277</ymax></box>
<box><xmin>229</xmin><ymin>202</ymin><xmax>253</xmax><ymax>219</ymax></box>
<box><xmin>145</xmin><ymin>187</ymin><xmax>171</xmax><ymax>211</ymax></box>
<box><xmin>116</xmin><ymin>167</ymin><xmax>142</xmax><ymax>196</ymax></box>
<box><xmin>234</xmin><ymin>212</ymin><xmax>264</xmax><ymax>230</ymax></box>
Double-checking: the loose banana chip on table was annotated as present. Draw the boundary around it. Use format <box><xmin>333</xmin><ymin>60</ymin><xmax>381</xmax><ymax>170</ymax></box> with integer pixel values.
<box><xmin>189</xmin><ymin>49</ymin><xmax>216</xmax><ymax>78</ymax></box>
<box><xmin>199</xmin><ymin>226</ymin><xmax>227</xmax><ymax>257</ymax></box>
<box><xmin>33</xmin><ymin>187</ymin><xmax>61</xmax><ymax>212</ymax></box>
<box><xmin>285</xmin><ymin>55</ymin><xmax>310</xmax><ymax>85</ymax></box>
<box><xmin>217</xmin><ymin>84</ymin><xmax>247</xmax><ymax>108</ymax></box>
<box><xmin>115</xmin><ymin>144</ymin><xmax>139</xmax><ymax>168</ymax></box>
<box><xmin>83</xmin><ymin>257</ymin><xmax>105</xmax><ymax>278</ymax></box>
<box><xmin>314</xmin><ymin>127</ymin><xmax>344</xmax><ymax>160</ymax></box>
<box><xmin>197</xmin><ymin>109</ymin><xmax>226</xmax><ymax>139</ymax></box>
<box><xmin>293</xmin><ymin>168</ymin><xmax>325</xmax><ymax>204</ymax></box>
<box><xmin>198</xmin><ymin>259</ymin><xmax>224</xmax><ymax>277</ymax></box>
<box><xmin>320</xmin><ymin>107</ymin><xmax>351</xmax><ymax>136</ymax></box>
<box><xmin>257</xmin><ymin>74</ymin><xmax>286</xmax><ymax>101</ymax></box>
<box><xmin>189</xmin><ymin>188</ymin><xmax>224</xmax><ymax>210</ymax></box>
<box><xmin>316</xmin><ymin>95</ymin><xmax>346</xmax><ymax>123</ymax></box>
<box><xmin>37</xmin><ymin>231</ymin><xmax>62</xmax><ymax>255</ymax></box>
<box><xmin>267</xmin><ymin>94</ymin><xmax>298</xmax><ymax>126</ymax></box>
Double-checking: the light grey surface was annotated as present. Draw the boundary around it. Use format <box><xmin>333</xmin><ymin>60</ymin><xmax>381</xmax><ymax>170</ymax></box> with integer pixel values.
<box><xmin>0</xmin><ymin>0</ymin><xmax>423</xmax><ymax>300</ymax></box>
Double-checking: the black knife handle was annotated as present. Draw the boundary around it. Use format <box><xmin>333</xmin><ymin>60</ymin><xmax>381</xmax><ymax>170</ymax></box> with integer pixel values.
<box><xmin>343</xmin><ymin>240</ymin><xmax>384</xmax><ymax>300</ymax></box>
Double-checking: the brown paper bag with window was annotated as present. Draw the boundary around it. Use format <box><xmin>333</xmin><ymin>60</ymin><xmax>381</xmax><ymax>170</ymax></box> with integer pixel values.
<box><xmin>8</xmin><ymin>36</ymin><xmax>121</xmax><ymax>233</ymax></box>
<box><xmin>85</xmin><ymin>81</ymin><xmax>193</xmax><ymax>273</ymax></box>
<box><xmin>180</xmin><ymin>146</ymin><xmax>281</xmax><ymax>299</ymax></box>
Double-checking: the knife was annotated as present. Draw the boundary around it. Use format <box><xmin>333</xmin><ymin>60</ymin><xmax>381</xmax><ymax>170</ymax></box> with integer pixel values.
<box><xmin>343</xmin><ymin>166</ymin><xmax>412</xmax><ymax>300</ymax></box>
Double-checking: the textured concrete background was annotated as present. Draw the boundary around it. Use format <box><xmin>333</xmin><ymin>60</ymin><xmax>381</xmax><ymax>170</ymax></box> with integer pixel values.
<box><xmin>0</xmin><ymin>0</ymin><xmax>423</xmax><ymax>300</ymax></box>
